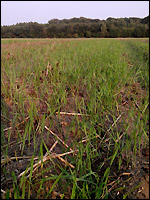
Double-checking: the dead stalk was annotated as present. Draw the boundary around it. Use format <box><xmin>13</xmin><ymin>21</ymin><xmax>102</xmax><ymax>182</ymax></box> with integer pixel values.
<box><xmin>79</xmin><ymin>135</ymin><xmax>100</xmax><ymax>144</ymax></box>
<box><xmin>99</xmin><ymin>113</ymin><xmax>123</xmax><ymax>145</ymax></box>
<box><xmin>57</xmin><ymin>156</ymin><xmax>74</xmax><ymax>169</ymax></box>
<box><xmin>79</xmin><ymin>114</ymin><xmax>122</xmax><ymax>145</ymax></box>
<box><xmin>116</xmin><ymin>131</ymin><xmax>126</xmax><ymax>143</ymax></box>
<box><xmin>1</xmin><ymin>189</ymin><xmax>6</xmax><ymax>194</ymax></box>
<box><xmin>56</xmin><ymin>111</ymin><xmax>89</xmax><ymax>116</ymax></box>
<box><xmin>49</xmin><ymin>141</ymin><xmax>58</xmax><ymax>153</ymax></box>
<box><xmin>18</xmin><ymin>149</ymin><xmax>77</xmax><ymax>178</ymax></box>
<box><xmin>134</xmin><ymin>101</ymin><xmax>142</xmax><ymax>113</ymax></box>
<box><xmin>44</xmin><ymin>126</ymin><xmax>72</xmax><ymax>151</ymax></box>
<box><xmin>3</xmin><ymin>116</ymin><xmax>30</xmax><ymax>132</ymax></box>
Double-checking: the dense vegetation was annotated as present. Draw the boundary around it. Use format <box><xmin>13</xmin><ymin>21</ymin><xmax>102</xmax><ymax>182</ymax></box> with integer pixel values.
<box><xmin>1</xmin><ymin>16</ymin><xmax>149</xmax><ymax>38</ymax></box>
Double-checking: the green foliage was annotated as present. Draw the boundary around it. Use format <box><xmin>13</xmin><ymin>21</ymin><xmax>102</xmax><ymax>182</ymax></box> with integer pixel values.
<box><xmin>1</xmin><ymin>16</ymin><xmax>149</xmax><ymax>38</ymax></box>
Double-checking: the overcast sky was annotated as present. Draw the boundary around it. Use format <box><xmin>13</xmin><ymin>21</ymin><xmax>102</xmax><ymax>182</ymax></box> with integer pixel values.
<box><xmin>1</xmin><ymin>1</ymin><xmax>149</xmax><ymax>26</ymax></box>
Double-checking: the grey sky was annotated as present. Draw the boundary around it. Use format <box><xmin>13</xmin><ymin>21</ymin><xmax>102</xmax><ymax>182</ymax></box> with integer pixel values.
<box><xmin>1</xmin><ymin>1</ymin><xmax>149</xmax><ymax>26</ymax></box>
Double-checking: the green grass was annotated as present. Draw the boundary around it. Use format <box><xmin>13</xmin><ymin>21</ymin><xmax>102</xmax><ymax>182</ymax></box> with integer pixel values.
<box><xmin>1</xmin><ymin>38</ymin><xmax>149</xmax><ymax>199</ymax></box>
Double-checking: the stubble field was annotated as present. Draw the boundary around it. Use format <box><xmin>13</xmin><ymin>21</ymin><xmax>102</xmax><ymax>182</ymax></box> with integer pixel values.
<box><xmin>1</xmin><ymin>38</ymin><xmax>149</xmax><ymax>199</ymax></box>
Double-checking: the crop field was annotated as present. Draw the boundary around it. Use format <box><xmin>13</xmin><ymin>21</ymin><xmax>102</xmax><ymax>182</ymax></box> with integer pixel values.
<box><xmin>1</xmin><ymin>38</ymin><xmax>149</xmax><ymax>199</ymax></box>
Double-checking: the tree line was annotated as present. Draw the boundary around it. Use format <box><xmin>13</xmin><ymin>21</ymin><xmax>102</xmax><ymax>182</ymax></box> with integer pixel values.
<box><xmin>1</xmin><ymin>16</ymin><xmax>149</xmax><ymax>38</ymax></box>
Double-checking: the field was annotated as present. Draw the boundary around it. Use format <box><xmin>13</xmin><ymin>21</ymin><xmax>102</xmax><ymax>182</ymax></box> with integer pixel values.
<box><xmin>1</xmin><ymin>38</ymin><xmax>149</xmax><ymax>199</ymax></box>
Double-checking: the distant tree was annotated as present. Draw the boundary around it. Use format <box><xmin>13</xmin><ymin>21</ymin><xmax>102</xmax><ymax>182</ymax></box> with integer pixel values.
<box><xmin>72</xmin><ymin>33</ymin><xmax>78</xmax><ymax>38</ymax></box>
<box><xmin>85</xmin><ymin>30</ymin><xmax>91</xmax><ymax>38</ymax></box>
<box><xmin>48</xmin><ymin>19</ymin><xmax>59</xmax><ymax>24</ymax></box>
<box><xmin>141</xmin><ymin>16</ymin><xmax>149</xmax><ymax>25</ymax></box>
<box><xmin>1</xmin><ymin>16</ymin><xmax>149</xmax><ymax>38</ymax></box>
<box><xmin>100</xmin><ymin>23</ymin><xmax>107</xmax><ymax>37</ymax></box>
